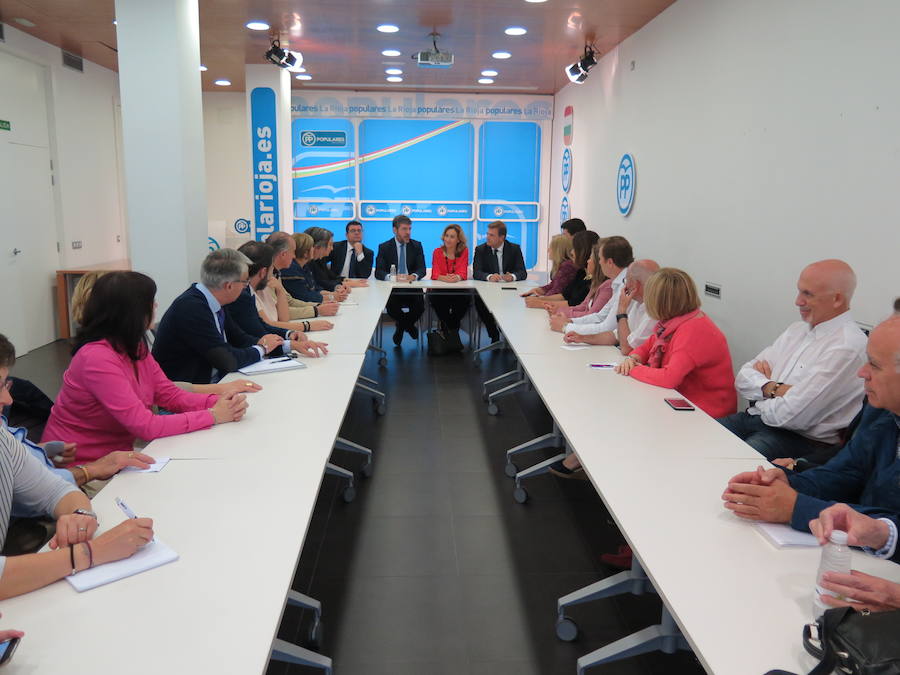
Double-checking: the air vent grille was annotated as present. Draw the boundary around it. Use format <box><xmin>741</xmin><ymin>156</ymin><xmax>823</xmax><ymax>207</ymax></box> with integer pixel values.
<box><xmin>62</xmin><ymin>50</ymin><xmax>83</xmax><ymax>72</ymax></box>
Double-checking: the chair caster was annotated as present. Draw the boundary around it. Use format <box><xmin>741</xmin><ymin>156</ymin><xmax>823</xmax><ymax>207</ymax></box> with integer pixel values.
<box><xmin>342</xmin><ymin>486</ymin><xmax>356</xmax><ymax>503</ymax></box>
<box><xmin>487</xmin><ymin>403</ymin><xmax>499</xmax><ymax>416</ymax></box>
<box><xmin>504</xmin><ymin>462</ymin><xmax>518</xmax><ymax>478</ymax></box>
<box><xmin>482</xmin><ymin>391</ymin><xmax>489</xmax><ymax>402</ymax></box>
<box><xmin>361</xmin><ymin>462</ymin><xmax>374</xmax><ymax>478</ymax></box>
<box><xmin>513</xmin><ymin>486</ymin><xmax>528</xmax><ymax>503</ymax></box>
<box><xmin>378</xmin><ymin>357</ymin><xmax>387</xmax><ymax>367</ymax></box>
<box><xmin>307</xmin><ymin>616</ymin><xmax>324</xmax><ymax>650</ymax></box>
<box><xmin>556</xmin><ymin>615</ymin><xmax>578</xmax><ymax>642</ymax></box>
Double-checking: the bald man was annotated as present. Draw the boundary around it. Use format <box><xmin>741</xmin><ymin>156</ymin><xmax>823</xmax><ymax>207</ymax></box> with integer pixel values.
<box><xmin>552</xmin><ymin>259</ymin><xmax>660</xmax><ymax>355</ymax></box>
<box><xmin>718</xmin><ymin>259</ymin><xmax>867</xmax><ymax>461</ymax></box>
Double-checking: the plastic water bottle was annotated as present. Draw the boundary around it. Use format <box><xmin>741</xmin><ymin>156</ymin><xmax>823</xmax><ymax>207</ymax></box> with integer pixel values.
<box><xmin>812</xmin><ymin>529</ymin><xmax>851</xmax><ymax>619</ymax></box>
<box><xmin>389</xmin><ymin>264</ymin><xmax>397</xmax><ymax>282</ymax></box>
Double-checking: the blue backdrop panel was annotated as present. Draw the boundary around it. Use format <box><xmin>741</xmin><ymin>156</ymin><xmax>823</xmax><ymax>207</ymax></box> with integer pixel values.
<box><xmin>361</xmin><ymin>220</ymin><xmax>475</xmax><ymax>264</ymax></box>
<box><xmin>476</xmin><ymin>220</ymin><xmax>539</xmax><ymax>269</ymax></box>
<box><xmin>292</xmin><ymin>118</ymin><xmax>356</xmax><ymax>231</ymax></box>
<box><xmin>359</xmin><ymin>120</ymin><xmax>474</xmax><ymax>201</ymax></box>
<box><xmin>478</xmin><ymin>122</ymin><xmax>541</xmax><ymax>203</ymax></box>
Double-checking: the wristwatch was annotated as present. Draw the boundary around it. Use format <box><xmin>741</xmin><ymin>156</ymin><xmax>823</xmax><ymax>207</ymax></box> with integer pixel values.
<box><xmin>73</xmin><ymin>508</ymin><xmax>97</xmax><ymax>520</ymax></box>
<box><xmin>615</xmin><ymin>313</ymin><xmax>629</xmax><ymax>322</ymax></box>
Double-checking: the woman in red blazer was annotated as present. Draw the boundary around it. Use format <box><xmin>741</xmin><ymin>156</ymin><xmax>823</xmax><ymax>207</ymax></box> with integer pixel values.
<box><xmin>429</xmin><ymin>224</ymin><xmax>471</xmax><ymax>332</ymax></box>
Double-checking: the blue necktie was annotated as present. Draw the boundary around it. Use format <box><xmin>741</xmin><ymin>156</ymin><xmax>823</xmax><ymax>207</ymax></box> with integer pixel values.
<box><xmin>215</xmin><ymin>308</ymin><xmax>226</xmax><ymax>339</ymax></box>
<box><xmin>398</xmin><ymin>243</ymin><xmax>408</xmax><ymax>275</ymax></box>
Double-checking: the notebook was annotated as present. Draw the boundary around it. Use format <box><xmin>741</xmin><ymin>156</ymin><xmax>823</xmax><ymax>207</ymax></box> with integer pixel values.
<box><xmin>238</xmin><ymin>357</ymin><xmax>307</xmax><ymax>375</ymax></box>
<box><xmin>755</xmin><ymin>522</ymin><xmax>819</xmax><ymax>548</ymax></box>
<box><xmin>66</xmin><ymin>538</ymin><xmax>179</xmax><ymax>592</ymax></box>
<box><xmin>122</xmin><ymin>457</ymin><xmax>170</xmax><ymax>473</ymax></box>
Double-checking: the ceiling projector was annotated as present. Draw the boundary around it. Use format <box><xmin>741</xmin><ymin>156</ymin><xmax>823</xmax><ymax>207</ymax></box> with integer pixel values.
<box><xmin>414</xmin><ymin>32</ymin><xmax>453</xmax><ymax>68</ymax></box>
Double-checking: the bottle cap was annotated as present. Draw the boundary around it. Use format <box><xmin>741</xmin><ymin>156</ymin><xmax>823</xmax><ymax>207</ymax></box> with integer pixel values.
<box><xmin>829</xmin><ymin>530</ymin><xmax>848</xmax><ymax>545</ymax></box>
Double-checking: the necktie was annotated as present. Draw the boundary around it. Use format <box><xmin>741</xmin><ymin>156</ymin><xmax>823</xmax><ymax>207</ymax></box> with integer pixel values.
<box><xmin>215</xmin><ymin>308</ymin><xmax>226</xmax><ymax>339</ymax></box>
<box><xmin>495</xmin><ymin>248</ymin><xmax>502</xmax><ymax>275</ymax></box>
<box><xmin>399</xmin><ymin>243</ymin><xmax>408</xmax><ymax>275</ymax></box>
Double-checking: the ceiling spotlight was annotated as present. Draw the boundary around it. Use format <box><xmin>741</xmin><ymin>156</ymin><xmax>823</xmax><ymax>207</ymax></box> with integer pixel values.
<box><xmin>504</xmin><ymin>26</ymin><xmax>527</xmax><ymax>36</ymax></box>
<box><xmin>386</xmin><ymin>76</ymin><xmax>403</xmax><ymax>82</ymax></box>
<box><xmin>296</xmin><ymin>74</ymin><xmax>312</xmax><ymax>81</ymax></box>
<box><xmin>492</xmin><ymin>51</ymin><xmax>511</xmax><ymax>59</ymax></box>
<box><xmin>377</xmin><ymin>24</ymin><xmax>399</xmax><ymax>33</ymax></box>
<box><xmin>382</xmin><ymin>49</ymin><xmax>402</xmax><ymax>57</ymax></box>
<box><xmin>199</xmin><ymin>64</ymin><xmax>208</xmax><ymax>72</ymax></box>
<box><xmin>246</xmin><ymin>21</ymin><xmax>270</xmax><ymax>31</ymax></box>
<box><xmin>564</xmin><ymin>45</ymin><xmax>597</xmax><ymax>84</ymax></box>
<box><xmin>478</xmin><ymin>78</ymin><xmax>494</xmax><ymax>84</ymax></box>
<box><xmin>294</xmin><ymin>66</ymin><xmax>307</xmax><ymax>73</ymax></box>
<box><xmin>214</xmin><ymin>79</ymin><xmax>231</xmax><ymax>86</ymax></box>
<box><xmin>265</xmin><ymin>39</ymin><xmax>301</xmax><ymax>69</ymax></box>
<box><xmin>385</xmin><ymin>68</ymin><xmax>403</xmax><ymax>75</ymax></box>
<box><xmin>481</xmin><ymin>69</ymin><xmax>498</xmax><ymax>77</ymax></box>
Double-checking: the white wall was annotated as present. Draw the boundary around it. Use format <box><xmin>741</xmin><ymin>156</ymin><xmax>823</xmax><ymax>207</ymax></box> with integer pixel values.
<box><xmin>202</xmin><ymin>91</ymin><xmax>252</xmax><ymax>235</ymax></box>
<box><xmin>551</xmin><ymin>0</ymin><xmax>900</xmax><ymax>370</ymax></box>
<box><xmin>0</xmin><ymin>24</ymin><xmax>127</xmax><ymax>269</ymax></box>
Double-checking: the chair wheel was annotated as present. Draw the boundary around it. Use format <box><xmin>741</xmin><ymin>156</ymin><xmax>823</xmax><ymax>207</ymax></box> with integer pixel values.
<box><xmin>378</xmin><ymin>357</ymin><xmax>387</xmax><ymax>367</ymax></box>
<box><xmin>342</xmin><ymin>486</ymin><xmax>356</xmax><ymax>503</ymax></box>
<box><xmin>487</xmin><ymin>403</ymin><xmax>499</xmax><ymax>416</ymax></box>
<box><xmin>504</xmin><ymin>462</ymin><xmax>518</xmax><ymax>478</ymax></box>
<box><xmin>375</xmin><ymin>402</ymin><xmax>386</xmax><ymax>416</ymax></box>
<box><xmin>308</xmin><ymin>617</ymin><xmax>324</xmax><ymax>649</ymax></box>
<box><xmin>361</xmin><ymin>462</ymin><xmax>374</xmax><ymax>478</ymax></box>
<box><xmin>513</xmin><ymin>486</ymin><xmax>528</xmax><ymax>504</ymax></box>
<box><xmin>556</xmin><ymin>616</ymin><xmax>578</xmax><ymax>642</ymax></box>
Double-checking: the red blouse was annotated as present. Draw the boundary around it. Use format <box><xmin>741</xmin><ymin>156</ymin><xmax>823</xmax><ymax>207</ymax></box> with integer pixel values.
<box><xmin>431</xmin><ymin>247</ymin><xmax>469</xmax><ymax>280</ymax></box>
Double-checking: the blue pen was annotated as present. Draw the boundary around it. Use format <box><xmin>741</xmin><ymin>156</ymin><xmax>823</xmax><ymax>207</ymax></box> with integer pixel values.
<box><xmin>589</xmin><ymin>363</ymin><xmax>615</xmax><ymax>369</ymax></box>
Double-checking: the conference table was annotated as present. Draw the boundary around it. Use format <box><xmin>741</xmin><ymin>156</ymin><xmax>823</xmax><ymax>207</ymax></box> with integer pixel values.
<box><xmin>3</xmin><ymin>278</ymin><xmax>897</xmax><ymax>675</ymax></box>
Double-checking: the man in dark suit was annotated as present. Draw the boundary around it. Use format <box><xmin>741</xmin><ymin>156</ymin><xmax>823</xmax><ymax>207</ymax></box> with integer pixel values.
<box><xmin>329</xmin><ymin>220</ymin><xmax>374</xmax><ymax>280</ymax></box>
<box><xmin>375</xmin><ymin>214</ymin><xmax>427</xmax><ymax>345</ymax></box>
<box><xmin>153</xmin><ymin>248</ymin><xmax>284</xmax><ymax>384</ymax></box>
<box><xmin>229</xmin><ymin>241</ymin><xmax>328</xmax><ymax>357</ymax></box>
<box><xmin>472</xmin><ymin>220</ymin><xmax>528</xmax><ymax>343</ymax></box>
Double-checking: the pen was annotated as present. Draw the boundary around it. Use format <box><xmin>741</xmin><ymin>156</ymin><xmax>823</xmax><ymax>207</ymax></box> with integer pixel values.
<box><xmin>115</xmin><ymin>497</ymin><xmax>138</xmax><ymax>520</ymax></box>
<box><xmin>588</xmin><ymin>363</ymin><xmax>615</xmax><ymax>368</ymax></box>
<box><xmin>266</xmin><ymin>356</ymin><xmax>293</xmax><ymax>363</ymax></box>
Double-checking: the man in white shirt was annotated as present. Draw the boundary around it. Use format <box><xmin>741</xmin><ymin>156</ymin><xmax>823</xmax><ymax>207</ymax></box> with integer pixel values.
<box><xmin>552</xmin><ymin>259</ymin><xmax>659</xmax><ymax>355</ymax></box>
<box><xmin>561</xmin><ymin>236</ymin><xmax>634</xmax><ymax>342</ymax></box>
<box><xmin>718</xmin><ymin>259</ymin><xmax>867</xmax><ymax>461</ymax></box>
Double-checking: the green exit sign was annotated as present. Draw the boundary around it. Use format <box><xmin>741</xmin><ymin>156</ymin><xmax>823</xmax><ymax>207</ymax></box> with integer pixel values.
<box><xmin>0</xmin><ymin>120</ymin><xmax>10</xmax><ymax>131</ymax></box>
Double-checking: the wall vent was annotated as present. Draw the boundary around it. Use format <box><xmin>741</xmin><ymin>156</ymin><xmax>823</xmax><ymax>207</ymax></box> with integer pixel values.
<box><xmin>61</xmin><ymin>50</ymin><xmax>84</xmax><ymax>72</ymax></box>
<box><xmin>704</xmin><ymin>283</ymin><xmax>721</xmax><ymax>299</ymax></box>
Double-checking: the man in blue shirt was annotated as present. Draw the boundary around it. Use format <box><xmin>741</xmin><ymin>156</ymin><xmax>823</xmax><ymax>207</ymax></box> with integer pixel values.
<box><xmin>375</xmin><ymin>215</ymin><xmax>427</xmax><ymax>345</ymax></box>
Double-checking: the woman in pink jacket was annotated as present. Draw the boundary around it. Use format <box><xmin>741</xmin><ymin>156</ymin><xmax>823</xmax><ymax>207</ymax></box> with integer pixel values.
<box><xmin>42</xmin><ymin>272</ymin><xmax>251</xmax><ymax>466</ymax></box>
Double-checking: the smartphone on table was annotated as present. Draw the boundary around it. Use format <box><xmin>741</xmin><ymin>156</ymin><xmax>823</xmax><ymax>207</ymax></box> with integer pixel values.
<box><xmin>0</xmin><ymin>637</ymin><xmax>21</xmax><ymax>667</ymax></box>
<box><xmin>664</xmin><ymin>398</ymin><xmax>695</xmax><ymax>411</ymax></box>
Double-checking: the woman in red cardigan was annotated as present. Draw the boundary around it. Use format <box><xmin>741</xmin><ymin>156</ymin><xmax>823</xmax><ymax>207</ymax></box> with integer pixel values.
<box><xmin>428</xmin><ymin>224</ymin><xmax>471</xmax><ymax>332</ymax></box>
<box><xmin>616</xmin><ymin>267</ymin><xmax>736</xmax><ymax>418</ymax></box>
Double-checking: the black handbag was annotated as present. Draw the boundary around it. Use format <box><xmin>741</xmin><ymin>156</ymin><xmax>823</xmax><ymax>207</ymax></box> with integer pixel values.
<box><xmin>765</xmin><ymin>607</ymin><xmax>900</xmax><ymax>675</ymax></box>
<box><xmin>427</xmin><ymin>328</ymin><xmax>463</xmax><ymax>356</ymax></box>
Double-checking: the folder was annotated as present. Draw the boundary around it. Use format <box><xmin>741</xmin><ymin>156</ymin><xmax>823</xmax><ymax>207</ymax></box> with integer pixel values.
<box><xmin>66</xmin><ymin>538</ymin><xmax>179</xmax><ymax>592</ymax></box>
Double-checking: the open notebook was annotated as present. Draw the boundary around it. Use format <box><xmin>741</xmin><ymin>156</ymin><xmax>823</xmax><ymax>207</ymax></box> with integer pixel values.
<box><xmin>66</xmin><ymin>538</ymin><xmax>179</xmax><ymax>592</ymax></box>
<box><xmin>238</xmin><ymin>357</ymin><xmax>307</xmax><ymax>375</ymax></box>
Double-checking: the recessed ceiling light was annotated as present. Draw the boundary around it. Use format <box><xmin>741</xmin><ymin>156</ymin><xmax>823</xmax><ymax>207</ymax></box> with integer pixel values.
<box><xmin>296</xmin><ymin>74</ymin><xmax>312</xmax><ymax>80</ymax></box>
<box><xmin>214</xmin><ymin>79</ymin><xmax>232</xmax><ymax>86</ymax></box>
<box><xmin>386</xmin><ymin>76</ymin><xmax>403</xmax><ymax>83</ymax></box>
<box><xmin>377</xmin><ymin>24</ymin><xmax>399</xmax><ymax>33</ymax></box>
<box><xmin>505</xmin><ymin>26</ymin><xmax>527</xmax><ymax>36</ymax></box>
<box><xmin>13</xmin><ymin>17</ymin><xmax>36</xmax><ymax>27</ymax></box>
<box><xmin>385</xmin><ymin>68</ymin><xmax>403</xmax><ymax>75</ymax></box>
<box><xmin>478</xmin><ymin>78</ymin><xmax>495</xmax><ymax>84</ymax></box>
<box><xmin>492</xmin><ymin>51</ymin><xmax>512</xmax><ymax>59</ymax></box>
<box><xmin>481</xmin><ymin>69</ymin><xmax>498</xmax><ymax>77</ymax></box>
<box><xmin>199</xmin><ymin>64</ymin><xmax>208</xmax><ymax>72</ymax></box>
<box><xmin>246</xmin><ymin>21</ymin><xmax>270</xmax><ymax>31</ymax></box>
<box><xmin>381</xmin><ymin>49</ymin><xmax>402</xmax><ymax>57</ymax></box>
<box><xmin>525</xmin><ymin>0</ymin><xmax>548</xmax><ymax>3</ymax></box>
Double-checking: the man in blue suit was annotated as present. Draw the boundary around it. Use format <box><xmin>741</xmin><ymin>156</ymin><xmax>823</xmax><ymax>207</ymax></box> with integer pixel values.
<box><xmin>375</xmin><ymin>215</ymin><xmax>427</xmax><ymax>345</ymax></box>
<box><xmin>471</xmin><ymin>220</ymin><xmax>528</xmax><ymax>343</ymax></box>
<box><xmin>329</xmin><ymin>220</ymin><xmax>374</xmax><ymax>279</ymax></box>
<box><xmin>153</xmin><ymin>248</ymin><xmax>284</xmax><ymax>384</ymax></box>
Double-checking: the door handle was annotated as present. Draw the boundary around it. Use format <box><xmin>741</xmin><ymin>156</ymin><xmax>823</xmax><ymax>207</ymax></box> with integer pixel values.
<box><xmin>12</xmin><ymin>248</ymin><xmax>21</xmax><ymax>256</ymax></box>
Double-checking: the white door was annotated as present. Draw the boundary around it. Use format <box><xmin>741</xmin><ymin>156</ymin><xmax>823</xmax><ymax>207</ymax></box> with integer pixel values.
<box><xmin>0</xmin><ymin>51</ymin><xmax>60</xmax><ymax>353</ymax></box>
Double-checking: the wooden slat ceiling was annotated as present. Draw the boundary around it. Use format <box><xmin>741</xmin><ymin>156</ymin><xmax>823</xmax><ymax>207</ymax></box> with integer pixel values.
<box><xmin>0</xmin><ymin>0</ymin><xmax>675</xmax><ymax>94</ymax></box>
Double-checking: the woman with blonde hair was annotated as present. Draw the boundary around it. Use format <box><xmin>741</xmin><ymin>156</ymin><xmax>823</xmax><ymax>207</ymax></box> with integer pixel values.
<box><xmin>522</xmin><ymin>234</ymin><xmax>574</xmax><ymax>301</ymax></box>
<box><xmin>429</xmin><ymin>224</ymin><xmax>471</xmax><ymax>332</ymax></box>
<box><xmin>547</xmin><ymin>238</ymin><xmax>613</xmax><ymax>323</ymax></box>
<box><xmin>70</xmin><ymin>272</ymin><xmax>106</xmax><ymax>329</ymax></box>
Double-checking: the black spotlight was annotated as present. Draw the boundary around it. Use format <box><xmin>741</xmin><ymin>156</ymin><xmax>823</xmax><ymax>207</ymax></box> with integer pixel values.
<box><xmin>564</xmin><ymin>46</ymin><xmax>597</xmax><ymax>84</ymax></box>
<box><xmin>265</xmin><ymin>39</ymin><xmax>297</xmax><ymax>69</ymax></box>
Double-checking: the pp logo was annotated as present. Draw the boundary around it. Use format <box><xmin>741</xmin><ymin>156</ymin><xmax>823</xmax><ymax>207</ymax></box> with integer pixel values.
<box><xmin>561</xmin><ymin>148</ymin><xmax>572</xmax><ymax>194</ymax></box>
<box><xmin>308</xmin><ymin>204</ymin><xmax>319</xmax><ymax>216</ymax></box>
<box><xmin>617</xmin><ymin>154</ymin><xmax>636</xmax><ymax>216</ymax></box>
<box><xmin>233</xmin><ymin>218</ymin><xmax>251</xmax><ymax>235</ymax></box>
<box><xmin>365</xmin><ymin>204</ymin><xmax>377</xmax><ymax>217</ymax></box>
<box><xmin>493</xmin><ymin>206</ymin><xmax>504</xmax><ymax>217</ymax></box>
<box><xmin>208</xmin><ymin>236</ymin><xmax>221</xmax><ymax>252</ymax></box>
<box><xmin>401</xmin><ymin>205</ymin><xmax>411</xmax><ymax>216</ymax></box>
<box><xmin>301</xmin><ymin>131</ymin><xmax>317</xmax><ymax>146</ymax></box>
<box><xmin>437</xmin><ymin>205</ymin><xmax>448</xmax><ymax>217</ymax></box>
<box><xmin>560</xmin><ymin>196</ymin><xmax>570</xmax><ymax>223</ymax></box>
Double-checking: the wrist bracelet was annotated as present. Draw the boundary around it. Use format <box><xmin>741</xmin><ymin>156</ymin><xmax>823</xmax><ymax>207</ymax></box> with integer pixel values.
<box><xmin>313</xmin><ymin>306</ymin><xmax>319</xmax><ymax>317</ymax></box>
<box><xmin>77</xmin><ymin>465</ymin><xmax>91</xmax><ymax>485</ymax></box>
<box><xmin>85</xmin><ymin>541</ymin><xmax>94</xmax><ymax>569</ymax></box>
<box><xmin>69</xmin><ymin>544</ymin><xmax>77</xmax><ymax>576</ymax></box>
<box><xmin>615</xmin><ymin>313</ymin><xmax>628</xmax><ymax>322</ymax></box>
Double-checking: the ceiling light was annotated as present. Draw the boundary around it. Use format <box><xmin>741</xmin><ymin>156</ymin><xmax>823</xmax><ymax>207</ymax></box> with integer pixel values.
<box><xmin>478</xmin><ymin>78</ymin><xmax>494</xmax><ymax>84</ymax></box>
<box><xmin>386</xmin><ymin>76</ymin><xmax>403</xmax><ymax>82</ymax></box>
<box><xmin>385</xmin><ymin>68</ymin><xmax>403</xmax><ymax>75</ymax></box>
<box><xmin>481</xmin><ymin>69</ymin><xmax>498</xmax><ymax>77</ymax></box>
<box><xmin>112</xmin><ymin>20</ymin><xmax>117</xmax><ymax>26</ymax></box>
<box><xmin>199</xmin><ymin>65</ymin><xmax>208</xmax><ymax>72</ymax></box>
<box><xmin>296</xmin><ymin>74</ymin><xmax>312</xmax><ymax>81</ymax></box>
<box><xmin>381</xmin><ymin>49</ymin><xmax>402</xmax><ymax>57</ymax></box>
<box><xmin>265</xmin><ymin>39</ymin><xmax>301</xmax><ymax>69</ymax></box>
<box><xmin>246</xmin><ymin>21</ymin><xmax>270</xmax><ymax>31</ymax></box>
<box><xmin>294</xmin><ymin>66</ymin><xmax>307</xmax><ymax>73</ymax></box>
<box><xmin>377</xmin><ymin>24</ymin><xmax>399</xmax><ymax>33</ymax></box>
<box><xmin>525</xmin><ymin>0</ymin><xmax>548</xmax><ymax>3</ymax></box>
<box><xmin>13</xmin><ymin>17</ymin><xmax>36</xmax><ymax>27</ymax></box>
<box><xmin>214</xmin><ymin>79</ymin><xmax>231</xmax><ymax>86</ymax></box>
<box><xmin>564</xmin><ymin>45</ymin><xmax>597</xmax><ymax>84</ymax></box>
<box><xmin>504</xmin><ymin>26</ymin><xmax>527</xmax><ymax>36</ymax></box>
<box><xmin>492</xmin><ymin>51</ymin><xmax>512</xmax><ymax>59</ymax></box>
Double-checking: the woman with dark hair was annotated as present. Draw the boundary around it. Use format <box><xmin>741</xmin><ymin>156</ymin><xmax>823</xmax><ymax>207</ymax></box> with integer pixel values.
<box><xmin>526</xmin><ymin>230</ymin><xmax>599</xmax><ymax>309</ymax></box>
<box><xmin>428</xmin><ymin>224</ymin><xmax>471</xmax><ymax>333</ymax></box>
<box><xmin>42</xmin><ymin>272</ymin><xmax>248</xmax><ymax>466</ymax></box>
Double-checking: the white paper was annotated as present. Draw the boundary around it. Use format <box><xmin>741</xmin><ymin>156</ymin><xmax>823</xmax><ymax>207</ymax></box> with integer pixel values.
<box><xmin>238</xmin><ymin>358</ymin><xmax>307</xmax><ymax>375</ymax></box>
<box><xmin>756</xmin><ymin>522</ymin><xmax>819</xmax><ymax>548</ymax></box>
<box><xmin>122</xmin><ymin>457</ymin><xmax>170</xmax><ymax>473</ymax></box>
<box><xmin>66</xmin><ymin>538</ymin><xmax>179</xmax><ymax>592</ymax></box>
<box><xmin>560</xmin><ymin>344</ymin><xmax>590</xmax><ymax>351</ymax></box>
